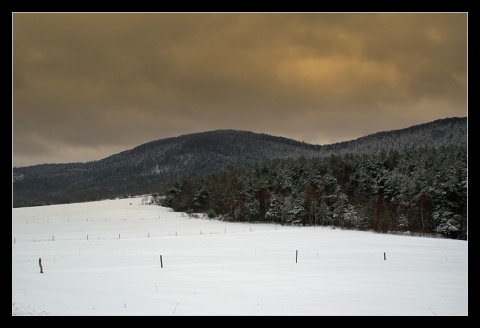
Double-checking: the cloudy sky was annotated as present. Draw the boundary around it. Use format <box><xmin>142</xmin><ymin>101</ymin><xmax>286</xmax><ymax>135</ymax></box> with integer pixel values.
<box><xmin>12</xmin><ymin>13</ymin><xmax>467</xmax><ymax>167</ymax></box>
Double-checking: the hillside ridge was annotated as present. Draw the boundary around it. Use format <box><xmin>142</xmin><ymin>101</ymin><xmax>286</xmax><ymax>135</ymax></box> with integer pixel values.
<box><xmin>13</xmin><ymin>116</ymin><xmax>467</xmax><ymax>207</ymax></box>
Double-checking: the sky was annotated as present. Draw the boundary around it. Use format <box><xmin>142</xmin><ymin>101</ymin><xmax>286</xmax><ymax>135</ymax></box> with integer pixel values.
<box><xmin>12</xmin><ymin>196</ymin><xmax>468</xmax><ymax>316</ymax></box>
<box><xmin>12</xmin><ymin>13</ymin><xmax>468</xmax><ymax>167</ymax></box>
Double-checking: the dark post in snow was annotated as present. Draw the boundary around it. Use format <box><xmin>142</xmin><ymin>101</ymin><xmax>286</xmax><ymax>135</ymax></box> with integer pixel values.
<box><xmin>296</xmin><ymin>250</ymin><xmax>298</xmax><ymax>263</ymax></box>
<box><xmin>39</xmin><ymin>258</ymin><xmax>43</xmax><ymax>273</ymax></box>
<box><xmin>384</xmin><ymin>252</ymin><xmax>386</xmax><ymax>261</ymax></box>
<box><xmin>160</xmin><ymin>255</ymin><xmax>163</xmax><ymax>268</ymax></box>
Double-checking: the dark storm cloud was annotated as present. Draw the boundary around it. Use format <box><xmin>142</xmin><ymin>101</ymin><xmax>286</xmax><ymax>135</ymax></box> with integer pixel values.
<box><xmin>12</xmin><ymin>13</ymin><xmax>467</xmax><ymax>166</ymax></box>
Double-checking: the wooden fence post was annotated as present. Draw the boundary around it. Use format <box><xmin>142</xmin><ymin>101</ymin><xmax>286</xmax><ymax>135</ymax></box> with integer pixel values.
<box><xmin>39</xmin><ymin>258</ymin><xmax>43</xmax><ymax>273</ymax></box>
<box><xmin>296</xmin><ymin>250</ymin><xmax>298</xmax><ymax>263</ymax></box>
<box><xmin>160</xmin><ymin>255</ymin><xmax>163</xmax><ymax>268</ymax></box>
<box><xmin>384</xmin><ymin>252</ymin><xmax>386</xmax><ymax>260</ymax></box>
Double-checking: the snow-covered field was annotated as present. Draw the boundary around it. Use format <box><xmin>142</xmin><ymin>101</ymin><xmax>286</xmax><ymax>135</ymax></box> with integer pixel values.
<box><xmin>12</xmin><ymin>196</ymin><xmax>468</xmax><ymax>316</ymax></box>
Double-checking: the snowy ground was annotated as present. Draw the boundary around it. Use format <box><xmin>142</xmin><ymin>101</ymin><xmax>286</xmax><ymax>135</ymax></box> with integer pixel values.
<box><xmin>12</xmin><ymin>196</ymin><xmax>468</xmax><ymax>316</ymax></box>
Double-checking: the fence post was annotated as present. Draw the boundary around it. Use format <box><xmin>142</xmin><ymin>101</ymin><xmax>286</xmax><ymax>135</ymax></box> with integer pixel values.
<box><xmin>39</xmin><ymin>258</ymin><xmax>43</xmax><ymax>273</ymax></box>
<box><xmin>160</xmin><ymin>255</ymin><xmax>163</xmax><ymax>268</ymax></box>
<box><xmin>296</xmin><ymin>250</ymin><xmax>298</xmax><ymax>263</ymax></box>
<box><xmin>384</xmin><ymin>252</ymin><xmax>386</xmax><ymax>261</ymax></box>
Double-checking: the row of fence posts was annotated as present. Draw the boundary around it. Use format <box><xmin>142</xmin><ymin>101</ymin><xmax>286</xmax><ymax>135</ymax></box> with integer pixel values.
<box><xmin>293</xmin><ymin>251</ymin><xmax>387</xmax><ymax>263</ymax></box>
<box><xmin>23</xmin><ymin>216</ymin><xmax>156</xmax><ymax>224</ymax></box>
<box><xmin>13</xmin><ymin>227</ymin><xmax>252</xmax><ymax>243</ymax></box>
<box><xmin>36</xmin><ymin>251</ymin><xmax>388</xmax><ymax>273</ymax></box>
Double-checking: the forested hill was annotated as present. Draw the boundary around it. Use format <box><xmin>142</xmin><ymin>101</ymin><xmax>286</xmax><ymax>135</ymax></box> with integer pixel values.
<box><xmin>13</xmin><ymin>117</ymin><xmax>466</xmax><ymax>208</ymax></box>
<box><xmin>161</xmin><ymin>117</ymin><xmax>467</xmax><ymax>240</ymax></box>
<box><xmin>321</xmin><ymin>116</ymin><xmax>466</xmax><ymax>154</ymax></box>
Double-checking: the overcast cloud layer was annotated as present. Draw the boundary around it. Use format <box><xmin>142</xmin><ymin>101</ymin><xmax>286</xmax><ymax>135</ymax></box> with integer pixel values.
<box><xmin>12</xmin><ymin>13</ymin><xmax>467</xmax><ymax>167</ymax></box>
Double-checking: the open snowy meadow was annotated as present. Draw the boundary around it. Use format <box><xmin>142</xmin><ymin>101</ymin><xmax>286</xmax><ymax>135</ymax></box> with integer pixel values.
<box><xmin>12</xmin><ymin>196</ymin><xmax>468</xmax><ymax>316</ymax></box>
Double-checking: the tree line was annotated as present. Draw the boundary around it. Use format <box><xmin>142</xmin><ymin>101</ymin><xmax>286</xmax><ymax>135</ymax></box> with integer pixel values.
<box><xmin>13</xmin><ymin>118</ymin><xmax>466</xmax><ymax>208</ymax></box>
<box><xmin>161</xmin><ymin>146</ymin><xmax>467</xmax><ymax>240</ymax></box>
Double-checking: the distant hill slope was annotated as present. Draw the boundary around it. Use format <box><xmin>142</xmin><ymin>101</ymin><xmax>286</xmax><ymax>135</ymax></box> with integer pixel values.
<box><xmin>12</xmin><ymin>117</ymin><xmax>467</xmax><ymax>207</ymax></box>
<box><xmin>323</xmin><ymin>116</ymin><xmax>467</xmax><ymax>155</ymax></box>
